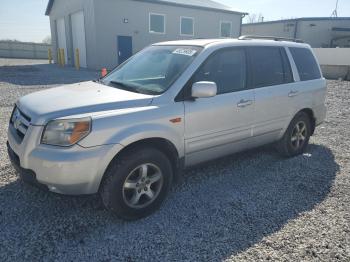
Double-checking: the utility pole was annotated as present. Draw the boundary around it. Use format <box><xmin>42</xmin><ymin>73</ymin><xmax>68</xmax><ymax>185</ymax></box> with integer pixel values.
<box><xmin>331</xmin><ymin>0</ymin><xmax>339</xmax><ymax>17</ymax></box>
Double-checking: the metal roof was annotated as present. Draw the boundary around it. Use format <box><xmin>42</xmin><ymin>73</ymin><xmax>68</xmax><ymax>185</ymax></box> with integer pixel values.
<box><xmin>45</xmin><ymin>0</ymin><xmax>54</xmax><ymax>15</ymax></box>
<box><xmin>243</xmin><ymin>17</ymin><xmax>350</xmax><ymax>26</ymax></box>
<box><xmin>45</xmin><ymin>0</ymin><xmax>247</xmax><ymax>16</ymax></box>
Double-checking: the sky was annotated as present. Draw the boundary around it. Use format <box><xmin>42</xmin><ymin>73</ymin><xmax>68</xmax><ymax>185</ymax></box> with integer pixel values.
<box><xmin>0</xmin><ymin>0</ymin><xmax>350</xmax><ymax>43</ymax></box>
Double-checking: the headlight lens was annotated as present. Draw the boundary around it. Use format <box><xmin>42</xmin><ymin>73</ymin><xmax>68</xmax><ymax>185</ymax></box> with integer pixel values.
<box><xmin>41</xmin><ymin>118</ymin><xmax>91</xmax><ymax>146</ymax></box>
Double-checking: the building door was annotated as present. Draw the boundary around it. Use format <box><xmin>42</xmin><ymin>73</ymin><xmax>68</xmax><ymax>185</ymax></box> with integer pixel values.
<box><xmin>71</xmin><ymin>11</ymin><xmax>87</xmax><ymax>67</ymax></box>
<box><xmin>117</xmin><ymin>36</ymin><xmax>132</xmax><ymax>64</ymax></box>
<box><xmin>56</xmin><ymin>18</ymin><xmax>68</xmax><ymax>64</ymax></box>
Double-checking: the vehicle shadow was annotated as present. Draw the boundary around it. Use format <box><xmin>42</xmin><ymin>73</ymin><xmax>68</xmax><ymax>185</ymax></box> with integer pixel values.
<box><xmin>0</xmin><ymin>63</ymin><xmax>99</xmax><ymax>86</ymax></box>
<box><xmin>0</xmin><ymin>144</ymin><xmax>338</xmax><ymax>261</ymax></box>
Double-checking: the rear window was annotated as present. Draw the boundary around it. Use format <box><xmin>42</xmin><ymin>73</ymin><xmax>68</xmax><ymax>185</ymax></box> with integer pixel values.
<box><xmin>289</xmin><ymin>47</ymin><xmax>321</xmax><ymax>81</ymax></box>
<box><xmin>249</xmin><ymin>47</ymin><xmax>288</xmax><ymax>88</ymax></box>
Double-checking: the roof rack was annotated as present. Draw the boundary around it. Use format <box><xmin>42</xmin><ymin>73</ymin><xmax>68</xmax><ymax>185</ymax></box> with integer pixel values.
<box><xmin>238</xmin><ymin>35</ymin><xmax>304</xmax><ymax>43</ymax></box>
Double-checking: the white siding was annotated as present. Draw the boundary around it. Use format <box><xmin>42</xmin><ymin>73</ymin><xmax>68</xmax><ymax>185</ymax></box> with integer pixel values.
<box><xmin>56</xmin><ymin>17</ymin><xmax>68</xmax><ymax>63</ymax></box>
<box><xmin>71</xmin><ymin>11</ymin><xmax>87</xmax><ymax>67</ymax></box>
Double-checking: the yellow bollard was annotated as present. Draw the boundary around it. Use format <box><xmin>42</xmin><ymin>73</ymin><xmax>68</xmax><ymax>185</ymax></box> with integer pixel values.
<box><xmin>57</xmin><ymin>49</ymin><xmax>61</xmax><ymax>66</ymax></box>
<box><xmin>75</xmin><ymin>48</ymin><xmax>80</xmax><ymax>70</ymax></box>
<box><xmin>61</xmin><ymin>49</ymin><xmax>65</xmax><ymax>67</ymax></box>
<box><xmin>48</xmin><ymin>48</ymin><xmax>52</xmax><ymax>64</ymax></box>
<box><xmin>59</xmin><ymin>49</ymin><xmax>64</xmax><ymax>67</ymax></box>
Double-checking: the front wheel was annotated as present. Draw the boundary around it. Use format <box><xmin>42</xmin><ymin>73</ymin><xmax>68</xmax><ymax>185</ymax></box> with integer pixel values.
<box><xmin>100</xmin><ymin>147</ymin><xmax>173</xmax><ymax>220</ymax></box>
<box><xmin>276</xmin><ymin>112</ymin><xmax>311</xmax><ymax>157</ymax></box>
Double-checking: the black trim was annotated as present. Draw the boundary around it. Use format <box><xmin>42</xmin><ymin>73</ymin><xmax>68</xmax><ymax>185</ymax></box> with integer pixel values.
<box><xmin>187</xmin><ymin>128</ymin><xmax>282</xmax><ymax>155</ymax></box>
<box><xmin>7</xmin><ymin>142</ymin><xmax>48</xmax><ymax>191</ymax></box>
<box><xmin>280</xmin><ymin>47</ymin><xmax>294</xmax><ymax>83</ymax></box>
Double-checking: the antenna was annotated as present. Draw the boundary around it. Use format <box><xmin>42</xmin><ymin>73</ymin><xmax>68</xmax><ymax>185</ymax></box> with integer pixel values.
<box><xmin>331</xmin><ymin>0</ymin><xmax>339</xmax><ymax>17</ymax></box>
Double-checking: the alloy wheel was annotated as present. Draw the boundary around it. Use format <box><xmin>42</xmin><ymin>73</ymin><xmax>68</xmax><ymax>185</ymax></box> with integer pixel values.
<box><xmin>122</xmin><ymin>163</ymin><xmax>163</xmax><ymax>209</ymax></box>
<box><xmin>291</xmin><ymin>121</ymin><xmax>307</xmax><ymax>150</ymax></box>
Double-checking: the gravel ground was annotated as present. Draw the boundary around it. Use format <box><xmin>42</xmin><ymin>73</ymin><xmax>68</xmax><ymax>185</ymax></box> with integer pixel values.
<box><xmin>0</xmin><ymin>58</ymin><xmax>349</xmax><ymax>261</ymax></box>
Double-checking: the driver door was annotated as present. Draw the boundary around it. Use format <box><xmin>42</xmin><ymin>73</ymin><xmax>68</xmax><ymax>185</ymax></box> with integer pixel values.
<box><xmin>183</xmin><ymin>48</ymin><xmax>255</xmax><ymax>166</ymax></box>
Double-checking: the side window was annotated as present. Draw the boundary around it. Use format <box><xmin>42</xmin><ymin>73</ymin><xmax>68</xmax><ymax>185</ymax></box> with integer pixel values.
<box><xmin>289</xmin><ymin>47</ymin><xmax>321</xmax><ymax>81</ymax></box>
<box><xmin>249</xmin><ymin>47</ymin><xmax>285</xmax><ymax>88</ymax></box>
<box><xmin>192</xmin><ymin>48</ymin><xmax>246</xmax><ymax>94</ymax></box>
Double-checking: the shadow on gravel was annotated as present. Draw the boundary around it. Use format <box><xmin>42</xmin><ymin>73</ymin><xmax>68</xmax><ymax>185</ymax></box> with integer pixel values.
<box><xmin>0</xmin><ymin>144</ymin><xmax>338</xmax><ymax>261</ymax></box>
<box><xmin>0</xmin><ymin>63</ymin><xmax>98</xmax><ymax>86</ymax></box>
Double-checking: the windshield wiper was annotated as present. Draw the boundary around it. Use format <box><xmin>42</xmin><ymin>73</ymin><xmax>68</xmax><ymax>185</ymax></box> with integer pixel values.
<box><xmin>109</xmin><ymin>80</ymin><xmax>143</xmax><ymax>94</ymax></box>
<box><xmin>93</xmin><ymin>78</ymin><xmax>103</xmax><ymax>84</ymax></box>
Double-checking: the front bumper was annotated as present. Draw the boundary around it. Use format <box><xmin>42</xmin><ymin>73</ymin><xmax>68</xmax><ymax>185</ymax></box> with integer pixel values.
<box><xmin>7</xmin><ymin>124</ymin><xmax>124</xmax><ymax>195</ymax></box>
<box><xmin>7</xmin><ymin>141</ymin><xmax>48</xmax><ymax>191</ymax></box>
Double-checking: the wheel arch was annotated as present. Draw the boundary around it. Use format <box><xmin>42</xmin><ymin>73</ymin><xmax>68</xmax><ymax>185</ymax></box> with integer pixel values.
<box><xmin>299</xmin><ymin>108</ymin><xmax>316</xmax><ymax>135</ymax></box>
<box><xmin>99</xmin><ymin>137</ymin><xmax>183</xmax><ymax>192</ymax></box>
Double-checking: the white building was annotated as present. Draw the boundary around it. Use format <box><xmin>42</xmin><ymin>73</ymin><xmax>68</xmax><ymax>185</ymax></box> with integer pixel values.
<box><xmin>45</xmin><ymin>0</ymin><xmax>247</xmax><ymax>69</ymax></box>
<box><xmin>242</xmin><ymin>17</ymin><xmax>350</xmax><ymax>48</ymax></box>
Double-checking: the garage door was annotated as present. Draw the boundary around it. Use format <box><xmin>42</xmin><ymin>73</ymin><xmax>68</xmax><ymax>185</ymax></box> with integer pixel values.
<box><xmin>71</xmin><ymin>11</ymin><xmax>87</xmax><ymax>68</ymax></box>
<box><xmin>56</xmin><ymin>18</ymin><xmax>68</xmax><ymax>64</ymax></box>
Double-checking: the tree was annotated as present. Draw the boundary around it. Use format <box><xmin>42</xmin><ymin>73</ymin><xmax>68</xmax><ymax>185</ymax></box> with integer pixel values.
<box><xmin>42</xmin><ymin>36</ymin><xmax>51</xmax><ymax>44</ymax></box>
<box><xmin>246</xmin><ymin>13</ymin><xmax>265</xmax><ymax>23</ymax></box>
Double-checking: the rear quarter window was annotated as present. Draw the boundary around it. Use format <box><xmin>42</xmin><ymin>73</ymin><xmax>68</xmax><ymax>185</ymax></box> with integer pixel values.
<box><xmin>249</xmin><ymin>46</ymin><xmax>287</xmax><ymax>88</ymax></box>
<box><xmin>289</xmin><ymin>47</ymin><xmax>321</xmax><ymax>81</ymax></box>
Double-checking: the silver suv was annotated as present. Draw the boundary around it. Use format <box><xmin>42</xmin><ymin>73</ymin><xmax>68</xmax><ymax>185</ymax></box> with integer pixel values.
<box><xmin>7</xmin><ymin>37</ymin><xmax>327</xmax><ymax>220</ymax></box>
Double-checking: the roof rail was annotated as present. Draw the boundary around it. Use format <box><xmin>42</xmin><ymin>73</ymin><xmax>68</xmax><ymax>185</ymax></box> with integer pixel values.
<box><xmin>238</xmin><ymin>35</ymin><xmax>304</xmax><ymax>43</ymax></box>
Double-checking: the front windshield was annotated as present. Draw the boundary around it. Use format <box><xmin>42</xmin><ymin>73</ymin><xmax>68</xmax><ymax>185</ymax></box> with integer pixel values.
<box><xmin>102</xmin><ymin>45</ymin><xmax>202</xmax><ymax>95</ymax></box>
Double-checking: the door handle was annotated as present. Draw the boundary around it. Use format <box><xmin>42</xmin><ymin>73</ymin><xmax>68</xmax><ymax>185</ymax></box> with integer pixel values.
<box><xmin>288</xmin><ymin>90</ymin><xmax>299</xmax><ymax>97</ymax></box>
<box><xmin>237</xmin><ymin>99</ymin><xmax>253</xmax><ymax>108</ymax></box>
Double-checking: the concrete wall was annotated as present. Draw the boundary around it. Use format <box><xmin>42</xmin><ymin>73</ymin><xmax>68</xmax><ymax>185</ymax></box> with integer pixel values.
<box><xmin>0</xmin><ymin>41</ymin><xmax>51</xmax><ymax>59</ymax></box>
<box><xmin>313</xmin><ymin>48</ymin><xmax>350</xmax><ymax>80</ymax></box>
<box><xmin>48</xmin><ymin>0</ymin><xmax>242</xmax><ymax>69</ymax></box>
<box><xmin>242</xmin><ymin>19</ymin><xmax>350</xmax><ymax>48</ymax></box>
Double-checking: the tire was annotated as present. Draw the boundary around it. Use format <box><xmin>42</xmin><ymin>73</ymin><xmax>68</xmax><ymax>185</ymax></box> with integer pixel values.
<box><xmin>100</xmin><ymin>147</ymin><xmax>173</xmax><ymax>220</ymax></box>
<box><xmin>276</xmin><ymin>112</ymin><xmax>311</xmax><ymax>157</ymax></box>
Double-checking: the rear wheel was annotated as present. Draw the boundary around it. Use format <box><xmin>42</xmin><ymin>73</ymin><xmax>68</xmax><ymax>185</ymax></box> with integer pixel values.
<box><xmin>276</xmin><ymin>112</ymin><xmax>311</xmax><ymax>157</ymax></box>
<box><xmin>100</xmin><ymin>147</ymin><xmax>173</xmax><ymax>220</ymax></box>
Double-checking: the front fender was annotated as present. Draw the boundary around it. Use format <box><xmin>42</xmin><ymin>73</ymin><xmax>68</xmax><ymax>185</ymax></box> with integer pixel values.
<box><xmin>78</xmin><ymin>102</ymin><xmax>185</xmax><ymax>157</ymax></box>
<box><xmin>108</xmin><ymin>123</ymin><xmax>184</xmax><ymax>158</ymax></box>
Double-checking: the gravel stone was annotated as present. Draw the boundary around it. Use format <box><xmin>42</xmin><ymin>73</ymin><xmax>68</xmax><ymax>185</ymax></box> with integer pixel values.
<box><xmin>0</xmin><ymin>59</ymin><xmax>349</xmax><ymax>261</ymax></box>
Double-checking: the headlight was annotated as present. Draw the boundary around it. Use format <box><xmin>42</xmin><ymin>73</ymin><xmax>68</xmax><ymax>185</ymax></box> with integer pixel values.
<box><xmin>41</xmin><ymin>117</ymin><xmax>91</xmax><ymax>146</ymax></box>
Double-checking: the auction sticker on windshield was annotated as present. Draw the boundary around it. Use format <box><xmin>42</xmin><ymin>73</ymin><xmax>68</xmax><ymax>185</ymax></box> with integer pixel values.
<box><xmin>173</xmin><ymin>48</ymin><xmax>197</xmax><ymax>56</ymax></box>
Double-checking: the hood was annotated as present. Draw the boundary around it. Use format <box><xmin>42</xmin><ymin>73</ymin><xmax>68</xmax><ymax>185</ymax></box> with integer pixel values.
<box><xmin>17</xmin><ymin>81</ymin><xmax>154</xmax><ymax>125</ymax></box>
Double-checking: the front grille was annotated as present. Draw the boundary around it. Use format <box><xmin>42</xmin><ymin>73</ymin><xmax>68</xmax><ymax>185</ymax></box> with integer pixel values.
<box><xmin>10</xmin><ymin>106</ymin><xmax>31</xmax><ymax>142</ymax></box>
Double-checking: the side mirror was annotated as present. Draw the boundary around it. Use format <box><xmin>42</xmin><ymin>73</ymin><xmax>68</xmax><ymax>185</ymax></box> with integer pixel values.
<box><xmin>191</xmin><ymin>81</ymin><xmax>217</xmax><ymax>99</ymax></box>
